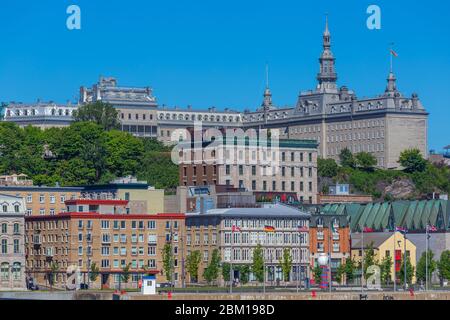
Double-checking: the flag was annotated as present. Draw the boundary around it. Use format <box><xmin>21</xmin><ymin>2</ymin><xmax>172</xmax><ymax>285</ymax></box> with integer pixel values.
<box><xmin>264</xmin><ymin>225</ymin><xmax>275</xmax><ymax>233</ymax></box>
<box><xmin>298</xmin><ymin>225</ymin><xmax>309</xmax><ymax>232</ymax></box>
<box><xmin>427</xmin><ymin>225</ymin><xmax>437</xmax><ymax>232</ymax></box>
<box><xmin>232</xmin><ymin>225</ymin><xmax>242</xmax><ymax>232</ymax></box>
<box><xmin>363</xmin><ymin>227</ymin><xmax>374</xmax><ymax>233</ymax></box>
<box><xmin>395</xmin><ymin>226</ymin><xmax>407</xmax><ymax>234</ymax></box>
<box><xmin>390</xmin><ymin>49</ymin><xmax>398</xmax><ymax>57</ymax></box>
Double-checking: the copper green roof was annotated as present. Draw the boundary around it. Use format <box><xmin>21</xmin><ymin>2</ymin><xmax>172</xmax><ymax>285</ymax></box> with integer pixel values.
<box><xmin>335</xmin><ymin>200</ymin><xmax>450</xmax><ymax>232</ymax></box>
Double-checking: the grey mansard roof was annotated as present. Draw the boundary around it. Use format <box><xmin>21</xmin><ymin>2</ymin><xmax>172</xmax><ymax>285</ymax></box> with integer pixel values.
<box><xmin>186</xmin><ymin>203</ymin><xmax>310</xmax><ymax>219</ymax></box>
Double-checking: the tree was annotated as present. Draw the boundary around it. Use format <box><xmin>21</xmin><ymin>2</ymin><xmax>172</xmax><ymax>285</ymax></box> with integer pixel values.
<box><xmin>416</xmin><ymin>250</ymin><xmax>436</xmax><ymax>284</ymax></box>
<box><xmin>355</xmin><ymin>152</ymin><xmax>377</xmax><ymax>171</ymax></box>
<box><xmin>186</xmin><ymin>250</ymin><xmax>202</xmax><ymax>283</ymax></box>
<box><xmin>280</xmin><ymin>248</ymin><xmax>292</xmax><ymax>284</ymax></box>
<box><xmin>335</xmin><ymin>264</ymin><xmax>345</xmax><ymax>284</ymax></box>
<box><xmin>73</xmin><ymin>101</ymin><xmax>120</xmax><ymax>131</ymax></box>
<box><xmin>398</xmin><ymin>254</ymin><xmax>415</xmax><ymax>286</ymax></box>
<box><xmin>380</xmin><ymin>255</ymin><xmax>393</xmax><ymax>285</ymax></box>
<box><xmin>252</xmin><ymin>244</ymin><xmax>265</xmax><ymax>283</ymax></box>
<box><xmin>222</xmin><ymin>262</ymin><xmax>231</xmax><ymax>283</ymax></box>
<box><xmin>104</xmin><ymin>130</ymin><xmax>144</xmax><ymax>177</ymax></box>
<box><xmin>344</xmin><ymin>257</ymin><xmax>356</xmax><ymax>284</ymax></box>
<box><xmin>312</xmin><ymin>266</ymin><xmax>322</xmax><ymax>285</ymax></box>
<box><xmin>203</xmin><ymin>249</ymin><xmax>221</xmax><ymax>285</ymax></box>
<box><xmin>121</xmin><ymin>263</ymin><xmax>131</xmax><ymax>283</ymax></box>
<box><xmin>399</xmin><ymin>149</ymin><xmax>427</xmax><ymax>173</ymax></box>
<box><xmin>89</xmin><ymin>262</ymin><xmax>100</xmax><ymax>283</ymax></box>
<box><xmin>238</xmin><ymin>265</ymin><xmax>251</xmax><ymax>285</ymax></box>
<box><xmin>162</xmin><ymin>243</ymin><xmax>174</xmax><ymax>283</ymax></box>
<box><xmin>437</xmin><ymin>250</ymin><xmax>450</xmax><ymax>285</ymax></box>
<box><xmin>339</xmin><ymin>148</ymin><xmax>356</xmax><ymax>168</ymax></box>
<box><xmin>318</xmin><ymin>158</ymin><xmax>338</xmax><ymax>178</ymax></box>
<box><xmin>363</xmin><ymin>242</ymin><xmax>378</xmax><ymax>280</ymax></box>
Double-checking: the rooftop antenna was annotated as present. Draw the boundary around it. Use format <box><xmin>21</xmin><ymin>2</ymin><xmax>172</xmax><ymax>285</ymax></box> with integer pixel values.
<box><xmin>265</xmin><ymin>63</ymin><xmax>269</xmax><ymax>89</ymax></box>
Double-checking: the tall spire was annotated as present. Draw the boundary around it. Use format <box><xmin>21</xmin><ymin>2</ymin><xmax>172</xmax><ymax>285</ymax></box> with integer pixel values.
<box><xmin>262</xmin><ymin>64</ymin><xmax>273</xmax><ymax>109</ymax></box>
<box><xmin>317</xmin><ymin>14</ymin><xmax>338</xmax><ymax>92</ymax></box>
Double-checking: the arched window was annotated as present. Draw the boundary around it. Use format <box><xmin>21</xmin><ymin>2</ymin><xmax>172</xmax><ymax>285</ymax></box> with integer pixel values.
<box><xmin>1</xmin><ymin>263</ymin><xmax>9</xmax><ymax>280</ymax></box>
<box><xmin>14</xmin><ymin>205</ymin><xmax>19</xmax><ymax>213</ymax></box>
<box><xmin>13</xmin><ymin>223</ymin><xmax>19</xmax><ymax>234</ymax></box>
<box><xmin>12</xmin><ymin>262</ymin><xmax>21</xmax><ymax>281</ymax></box>
<box><xmin>2</xmin><ymin>205</ymin><xmax>7</xmax><ymax>213</ymax></box>
<box><xmin>1</xmin><ymin>223</ymin><xmax>7</xmax><ymax>233</ymax></box>
<box><xmin>51</xmin><ymin>109</ymin><xmax>56</xmax><ymax>116</ymax></box>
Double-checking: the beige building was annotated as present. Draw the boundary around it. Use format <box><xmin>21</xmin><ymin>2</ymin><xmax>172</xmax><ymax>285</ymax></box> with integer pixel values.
<box><xmin>185</xmin><ymin>204</ymin><xmax>310</xmax><ymax>285</ymax></box>
<box><xmin>0</xmin><ymin>185</ymin><xmax>83</xmax><ymax>217</ymax></box>
<box><xmin>179</xmin><ymin>137</ymin><xmax>318</xmax><ymax>204</ymax></box>
<box><xmin>25</xmin><ymin>199</ymin><xmax>186</xmax><ymax>289</ymax></box>
<box><xmin>0</xmin><ymin>194</ymin><xmax>26</xmax><ymax>291</ymax></box>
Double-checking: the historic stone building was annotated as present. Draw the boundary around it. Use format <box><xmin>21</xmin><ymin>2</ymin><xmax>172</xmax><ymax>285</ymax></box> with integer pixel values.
<box><xmin>2</xmin><ymin>101</ymin><xmax>78</xmax><ymax>128</ymax></box>
<box><xmin>2</xmin><ymin>19</ymin><xmax>428</xmax><ymax>169</ymax></box>
<box><xmin>0</xmin><ymin>194</ymin><xmax>26</xmax><ymax>291</ymax></box>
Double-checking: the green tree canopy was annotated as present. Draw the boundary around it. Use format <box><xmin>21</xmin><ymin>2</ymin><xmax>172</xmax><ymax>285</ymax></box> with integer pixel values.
<box><xmin>203</xmin><ymin>249</ymin><xmax>221</xmax><ymax>285</ymax></box>
<box><xmin>437</xmin><ymin>250</ymin><xmax>450</xmax><ymax>282</ymax></box>
<box><xmin>222</xmin><ymin>262</ymin><xmax>231</xmax><ymax>283</ymax></box>
<box><xmin>399</xmin><ymin>149</ymin><xmax>428</xmax><ymax>173</ymax></box>
<box><xmin>339</xmin><ymin>148</ymin><xmax>356</xmax><ymax>168</ymax></box>
<box><xmin>73</xmin><ymin>101</ymin><xmax>120</xmax><ymax>131</ymax></box>
<box><xmin>398</xmin><ymin>254</ymin><xmax>415</xmax><ymax>286</ymax></box>
<box><xmin>186</xmin><ymin>250</ymin><xmax>202</xmax><ymax>283</ymax></box>
<box><xmin>380</xmin><ymin>255</ymin><xmax>393</xmax><ymax>285</ymax></box>
<box><xmin>318</xmin><ymin>158</ymin><xmax>339</xmax><ymax>178</ymax></box>
<box><xmin>416</xmin><ymin>250</ymin><xmax>436</xmax><ymax>283</ymax></box>
<box><xmin>363</xmin><ymin>242</ymin><xmax>378</xmax><ymax>280</ymax></box>
<box><xmin>162</xmin><ymin>243</ymin><xmax>174</xmax><ymax>283</ymax></box>
<box><xmin>280</xmin><ymin>248</ymin><xmax>292</xmax><ymax>283</ymax></box>
<box><xmin>252</xmin><ymin>244</ymin><xmax>265</xmax><ymax>283</ymax></box>
<box><xmin>355</xmin><ymin>152</ymin><xmax>377</xmax><ymax>171</ymax></box>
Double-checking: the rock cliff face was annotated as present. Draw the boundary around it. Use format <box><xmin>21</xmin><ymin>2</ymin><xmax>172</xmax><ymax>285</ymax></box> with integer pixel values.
<box><xmin>381</xmin><ymin>178</ymin><xmax>416</xmax><ymax>200</ymax></box>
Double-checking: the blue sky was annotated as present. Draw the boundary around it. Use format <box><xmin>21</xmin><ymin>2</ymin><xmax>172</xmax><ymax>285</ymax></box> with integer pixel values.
<box><xmin>0</xmin><ymin>0</ymin><xmax>449</xmax><ymax>150</ymax></box>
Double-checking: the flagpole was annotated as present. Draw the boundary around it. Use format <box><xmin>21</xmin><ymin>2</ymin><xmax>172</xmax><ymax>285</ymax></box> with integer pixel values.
<box><xmin>426</xmin><ymin>224</ymin><xmax>429</xmax><ymax>292</ymax></box>
<box><xmin>296</xmin><ymin>227</ymin><xmax>300</xmax><ymax>293</ymax></box>
<box><xmin>389</xmin><ymin>43</ymin><xmax>394</xmax><ymax>73</ymax></box>
<box><xmin>361</xmin><ymin>227</ymin><xmax>364</xmax><ymax>293</ymax></box>
<box><xmin>393</xmin><ymin>229</ymin><xmax>396</xmax><ymax>292</ymax></box>
<box><xmin>263</xmin><ymin>233</ymin><xmax>266</xmax><ymax>295</ymax></box>
<box><xmin>329</xmin><ymin>219</ymin><xmax>332</xmax><ymax>293</ymax></box>
<box><xmin>230</xmin><ymin>227</ymin><xmax>233</xmax><ymax>294</ymax></box>
<box><xmin>404</xmin><ymin>230</ymin><xmax>407</xmax><ymax>290</ymax></box>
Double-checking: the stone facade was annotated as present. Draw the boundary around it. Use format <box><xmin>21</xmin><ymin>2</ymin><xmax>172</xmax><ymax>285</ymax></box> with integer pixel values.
<box><xmin>178</xmin><ymin>138</ymin><xmax>318</xmax><ymax>204</ymax></box>
<box><xmin>0</xmin><ymin>194</ymin><xmax>26</xmax><ymax>291</ymax></box>
<box><xmin>185</xmin><ymin>204</ymin><xmax>310</xmax><ymax>285</ymax></box>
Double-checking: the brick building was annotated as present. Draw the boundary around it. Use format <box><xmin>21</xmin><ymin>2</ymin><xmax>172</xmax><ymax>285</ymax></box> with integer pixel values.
<box><xmin>178</xmin><ymin>137</ymin><xmax>318</xmax><ymax>204</ymax></box>
<box><xmin>309</xmin><ymin>207</ymin><xmax>351</xmax><ymax>284</ymax></box>
<box><xmin>25</xmin><ymin>199</ymin><xmax>185</xmax><ymax>289</ymax></box>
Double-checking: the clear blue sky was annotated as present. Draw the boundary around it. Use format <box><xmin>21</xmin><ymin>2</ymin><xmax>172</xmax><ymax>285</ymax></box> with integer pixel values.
<box><xmin>0</xmin><ymin>0</ymin><xmax>449</xmax><ymax>151</ymax></box>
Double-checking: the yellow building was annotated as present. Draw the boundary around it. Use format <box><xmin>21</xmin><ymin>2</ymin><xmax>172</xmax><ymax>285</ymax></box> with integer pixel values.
<box><xmin>351</xmin><ymin>232</ymin><xmax>417</xmax><ymax>284</ymax></box>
